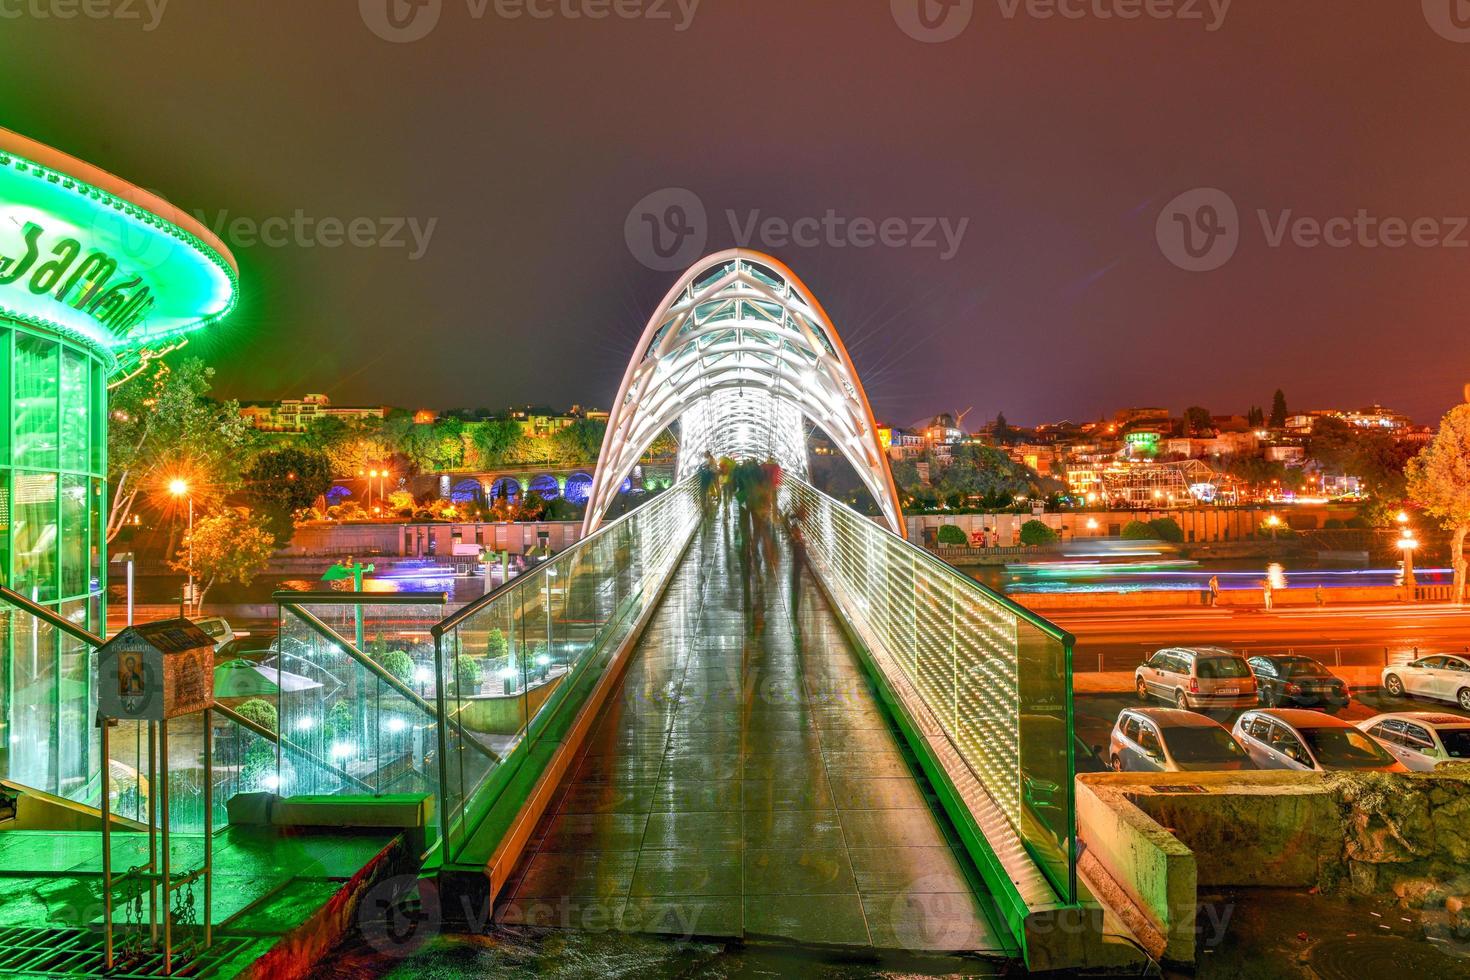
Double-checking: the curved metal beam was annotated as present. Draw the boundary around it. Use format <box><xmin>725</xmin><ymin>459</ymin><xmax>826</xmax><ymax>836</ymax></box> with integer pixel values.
<box><xmin>584</xmin><ymin>249</ymin><xmax>903</xmax><ymax>537</ymax></box>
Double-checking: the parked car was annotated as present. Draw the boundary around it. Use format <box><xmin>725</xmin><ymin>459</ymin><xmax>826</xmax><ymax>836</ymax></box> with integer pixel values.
<box><xmin>1359</xmin><ymin>712</ymin><xmax>1470</xmax><ymax>771</ymax></box>
<box><xmin>1232</xmin><ymin>709</ymin><xmax>1407</xmax><ymax>772</ymax></box>
<box><xmin>1381</xmin><ymin>654</ymin><xmax>1470</xmax><ymax>711</ymax></box>
<box><xmin>216</xmin><ymin>633</ymin><xmax>276</xmax><ymax>664</ymax></box>
<box><xmin>1109</xmin><ymin>707</ymin><xmax>1254</xmax><ymax>772</ymax></box>
<box><xmin>1246</xmin><ymin>655</ymin><xmax>1350</xmax><ymax>712</ymax></box>
<box><xmin>192</xmin><ymin>616</ymin><xmax>236</xmax><ymax>651</ymax></box>
<box><xmin>1135</xmin><ymin>647</ymin><xmax>1258</xmax><ymax>711</ymax></box>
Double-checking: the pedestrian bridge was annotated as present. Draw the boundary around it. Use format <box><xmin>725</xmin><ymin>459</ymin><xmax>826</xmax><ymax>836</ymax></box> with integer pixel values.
<box><xmin>0</xmin><ymin>251</ymin><xmax>1118</xmax><ymax>971</ymax></box>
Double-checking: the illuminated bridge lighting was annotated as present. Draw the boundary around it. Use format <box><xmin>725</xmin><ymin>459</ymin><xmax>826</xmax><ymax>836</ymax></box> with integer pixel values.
<box><xmin>584</xmin><ymin>249</ymin><xmax>902</xmax><ymax>536</ymax></box>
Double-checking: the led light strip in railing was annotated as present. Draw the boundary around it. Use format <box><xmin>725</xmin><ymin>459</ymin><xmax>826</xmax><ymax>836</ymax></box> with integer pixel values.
<box><xmin>783</xmin><ymin>479</ymin><xmax>1024</xmax><ymax>833</ymax></box>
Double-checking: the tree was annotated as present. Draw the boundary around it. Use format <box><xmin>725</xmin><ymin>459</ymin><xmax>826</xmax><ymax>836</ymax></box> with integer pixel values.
<box><xmin>377</xmin><ymin>650</ymin><xmax>414</xmax><ymax>685</ymax></box>
<box><xmin>456</xmin><ymin>655</ymin><xmax>484</xmax><ymax>695</ymax></box>
<box><xmin>1121</xmin><ymin>520</ymin><xmax>1156</xmax><ymax>541</ymax></box>
<box><xmin>107</xmin><ymin>358</ymin><xmax>257</xmax><ymax>541</ymax></box>
<box><xmin>936</xmin><ymin>524</ymin><xmax>968</xmax><ymax>546</ymax></box>
<box><xmin>246</xmin><ymin>448</ymin><xmax>334</xmax><ymax>544</ymax></box>
<box><xmin>235</xmin><ymin>698</ymin><xmax>278</xmax><ymax>733</ymax></box>
<box><xmin>1184</xmin><ymin>406</ymin><xmax>1213</xmax><ymax>436</ymax></box>
<box><xmin>301</xmin><ymin>416</ymin><xmax>394</xmax><ymax>476</ymax></box>
<box><xmin>1308</xmin><ymin>417</ymin><xmax>1414</xmax><ymax>499</ymax></box>
<box><xmin>937</xmin><ymin>444</ymin><xmax>1034</xmax><ymax>507</ymax></box>
<box><xmin>1020</xmin><ymin>520</ymin><xmax>1058</xmax><ymax>546</ymax></box>
<box><xmin>549</xmin><ymin>420</ymin><xmax>607</xmax><ymax>466</ymax></box>
<box><xmin>486</xmin><ymin>629</ymin><xmax>508</xmax><ymax>660</ymax></box>
<box><xmin>172</xmin><ymin>507</ymin><xmax>277</xmax><ymax>608</ymax></box>
<box><xmin>471</xmin><ymin>419</ymin><xmax>526</xmax><ymax>466</ymax></box>
<box><xmin>992</xmin><ymin>413</ymin><xmax>1016</xmax><ymax>446</ymax></box>
<box><xmin>890</xmin><ymin>460</ymin><xmax>921</xmax><ymax>491</ymax></box>
<box><xmin>1407</xmin><ymin>404</ymin><xmax>1470</xmax><ymax>602</ymax></box>
<box><xmin>1148</xmin><ymin>517</ymin><xmax>1185</xmax><ymax>543</ymax></box>
<box><xmin>1247</xmin><ymin>406</ymin><xmax>1265</xmax><ymax>428</ymax></box>
<box><xmin>1269</xmin><ymin>390</ymin><xmax>1289</xmax><ymax>429</ymax></box>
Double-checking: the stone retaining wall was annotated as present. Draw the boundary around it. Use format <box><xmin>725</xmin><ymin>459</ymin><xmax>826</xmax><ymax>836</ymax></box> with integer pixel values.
<box><xmin>1077</xmin><ymin>766</ymin><xmax>1470</xmax><ymax>964</ymax></box>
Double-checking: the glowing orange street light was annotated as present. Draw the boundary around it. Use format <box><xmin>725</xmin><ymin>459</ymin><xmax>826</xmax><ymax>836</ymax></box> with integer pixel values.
<box><xmin>169</xmin><ymin>478</ymin><xmax>194</xmax><ymax>616</ymax></box>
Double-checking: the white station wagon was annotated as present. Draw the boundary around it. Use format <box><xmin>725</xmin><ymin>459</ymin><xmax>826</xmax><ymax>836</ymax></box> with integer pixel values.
<box><xmin>1359</xmin><ymin>712</ymin><xmax>1470</xmax><ymax>771</ymax></box>
<box><xmin>1381</xmin><ymin>654</ymin><xmax>1470</xmax><ymax>711</ymax></box>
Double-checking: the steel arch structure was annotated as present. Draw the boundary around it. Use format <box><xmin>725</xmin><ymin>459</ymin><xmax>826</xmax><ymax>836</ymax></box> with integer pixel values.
<box><xmin>584</xmin><ymin>249</ymin><xmax>903</xmax><ymax>537</ymax></box>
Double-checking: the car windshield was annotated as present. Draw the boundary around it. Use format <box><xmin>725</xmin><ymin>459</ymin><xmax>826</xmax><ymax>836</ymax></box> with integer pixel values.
<box><xmin>1165</xmin><ymin>727</ymin><xmax>1246</xmax><ymax>763</ymax></box>
<box><xmin>1197</xmin><ymin>657</ymin><xmax>1251</xmax><ymax>679</ymax></box>
<box><xmin>1300</xmin><ymin>728</ymin><xmax>1395</xmax><ymax>768</ymax></box>
<box><xmin>1440</xmin><ymin>730</ymin><xmax>1470</xmax><ymax>759</ymax></box>
<box><xmin>1280</xmin><ymin>659</ymin><xmax>1330</xmax><ymax>678</ymax></box>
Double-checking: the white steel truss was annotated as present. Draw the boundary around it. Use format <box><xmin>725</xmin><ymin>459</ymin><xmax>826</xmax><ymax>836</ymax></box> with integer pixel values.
<box><xmin>584</xmin><ymin>249</ymin><xmax>903</xmax><ymax>537</ymax></box>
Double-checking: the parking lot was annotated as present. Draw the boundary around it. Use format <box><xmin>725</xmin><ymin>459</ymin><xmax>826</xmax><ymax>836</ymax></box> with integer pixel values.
<box><xmin>1075</xmin><ymin>676</ymin><xmax>1470</xmax><ymax>769</ymax></box>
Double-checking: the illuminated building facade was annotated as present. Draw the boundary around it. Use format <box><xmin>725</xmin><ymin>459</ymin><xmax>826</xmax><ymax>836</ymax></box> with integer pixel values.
<box><xmin>0</xmin><ymin>127</ymin><xmax>237</xmax><ymax>799</ymax></box>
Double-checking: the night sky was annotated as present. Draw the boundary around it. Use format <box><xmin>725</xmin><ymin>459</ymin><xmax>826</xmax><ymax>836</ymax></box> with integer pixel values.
<box><xmin>5</xmin><ymin>1</ymin><xmax>1469</xmax><ymax>427</ymax></box>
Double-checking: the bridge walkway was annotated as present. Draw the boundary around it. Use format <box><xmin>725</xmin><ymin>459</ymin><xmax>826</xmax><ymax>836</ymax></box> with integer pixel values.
<box><xmin>493</xmin><ymin>504</ymin><xmax>1013</xmax><ymax>953</ymax></box>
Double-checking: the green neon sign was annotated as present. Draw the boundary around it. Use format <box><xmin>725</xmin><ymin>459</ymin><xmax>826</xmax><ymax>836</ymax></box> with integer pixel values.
<box><xmin>0</xmin><ymin>150</ymin><xmax>237</xmax><ymax>365</ymax></box>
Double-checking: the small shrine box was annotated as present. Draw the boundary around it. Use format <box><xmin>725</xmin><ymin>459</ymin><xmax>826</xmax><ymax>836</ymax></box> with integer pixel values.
<box><xmin>97</xmin><ymin>619</ymin><xmax>215</xmax><ymax>721</ymax></box>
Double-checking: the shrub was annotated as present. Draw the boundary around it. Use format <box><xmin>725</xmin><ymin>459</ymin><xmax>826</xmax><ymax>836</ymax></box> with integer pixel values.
<box><xmin>1147</xmin><ymin>517</ymin><xmax>1184</xmax><ymax>543</ymax></box>
<box><xmin>1121</xmin><ymin>520</ymin><xmax>1156</xmax><ymax>541</ymax></box>
<box><xmin>936</xmin><ymin>524</ymin><xmax>968</xmax><ymax>546</ymax></box>
<box><xmin>1324</xmin><ymin>518</ymin><xmax>1346</xmax><ymax>530</ymax></box>
<box><xmin>242</xmin><ymin>739</ymin><xmax>277</xmax><ymax>789</ymax></box>
<box><xmin>485</xmin><ymin>628</ymin><xmax>508</xmax><ymax>660</ymax></box>
<box><xmin>456</xmin><ymin>655</ymin><xmax>484</xmax><ymax>695</ymax></box>
<box><xmin>377</xmin><ymin>650</ymin><xmax>414</xmax><ymax>685</ymax></box>
<box><xmin>236</xmin><ymin>698</ymin><xmax>278</xmax><ymax>734</ymax></box>
<box><xmin>328</xmin><ymin>700</ymin><xmax>354</xmax><ymax>741</ymax></box>
<box><xmin>1020</xmin><ymin>520</ymin><xmax>1059</xmax><ymax>546</ymax></box>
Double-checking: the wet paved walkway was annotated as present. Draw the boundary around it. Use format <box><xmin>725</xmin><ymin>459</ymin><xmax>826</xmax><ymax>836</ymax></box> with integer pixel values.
<box><xmin>497</xmin><ymin>507</ymin><xmax>1010</xmax><ymax>953</ymax></box>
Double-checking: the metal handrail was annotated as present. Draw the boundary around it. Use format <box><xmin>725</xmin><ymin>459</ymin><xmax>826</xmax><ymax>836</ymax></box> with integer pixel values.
<box><xmin>213</xmin><ymin>703</ymin><xmax>375</xmax><ymax>793</ymax></box>
<box><xmin>272</xmin><ymin>591</ymin><xmax>450</xmax><ymax>605</ymax></box>
<box><xmin>0</xmin><ymin>584</ymin><xmax>110</xmax><ymax>646</ymax></box>
<box><xmin>432</xmin><ymin>478</ymin><xmax>699</xmax><ymax>638</ymax></box>
<box><xmin>0</xmin><ymin>588</ymin><xmax>381</xmax><ymax>795</ymax></box>
<box><xmin>793</xmin><ymin>485</ymin><xmax>1076</xmax><ymax>645</ymax></box>
<box><xmin>279</xmin><ymin>601</ymin><xmax>502</xmax><ymax>765</ymax></box>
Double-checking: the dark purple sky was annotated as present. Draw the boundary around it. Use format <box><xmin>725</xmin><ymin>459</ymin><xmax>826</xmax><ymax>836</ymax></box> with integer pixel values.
<box><xmin>6</xmin><ymin>1</ymin><xmax>1469</xmax><ymax>427</ymax></box>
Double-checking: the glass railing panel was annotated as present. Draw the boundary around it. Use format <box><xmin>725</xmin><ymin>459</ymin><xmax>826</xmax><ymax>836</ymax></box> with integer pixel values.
<box><xmin>432</xmin><ymin>478</ymin><xmax>702</xmax><ymax>865</ymax></box>
<box><xmin>272</xmin><ymin>600</ymin><xmax>443</xmax><ymax>842</ymax></box>
<box><xmin>781</xmin><ymin>478</ymin><xmax>1076</xmax><ymax>904</ymax></box>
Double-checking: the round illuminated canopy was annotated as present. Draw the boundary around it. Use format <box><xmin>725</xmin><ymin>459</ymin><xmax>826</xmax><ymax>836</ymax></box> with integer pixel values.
<box><xmin>0</xmin><ymin>127</ymin><xmax>238</xmax><ymax>372</ymax></box>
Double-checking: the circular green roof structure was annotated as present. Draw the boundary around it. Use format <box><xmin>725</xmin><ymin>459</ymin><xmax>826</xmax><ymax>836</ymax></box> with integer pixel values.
<box><xmin>0</xmin><ymin>127</ymin><xmax>238</xmax><ymax>375</ymax></box>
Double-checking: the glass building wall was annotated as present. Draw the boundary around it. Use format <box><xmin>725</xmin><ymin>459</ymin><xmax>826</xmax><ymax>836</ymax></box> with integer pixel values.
<box><xmin>0</xmin><ymin>317</ymin><xmax>108</xmax><ymax>801</ymax></box>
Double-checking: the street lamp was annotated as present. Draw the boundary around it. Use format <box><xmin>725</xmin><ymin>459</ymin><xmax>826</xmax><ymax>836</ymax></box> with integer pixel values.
<box><xmin>1399</xmin><ymin>523</ymin><xmax>1419</xmax><ymax>597</ymax></box>
<box><xmin>1264</xmin><ymin>513</ymin><xmax>1282</xmax><ymax>542</ymax></box>
<box><xmin>169</xmin><ymin>478</ymin><xmax>193</xmax><ymax>617</ymax></box>
<box><xmin>322</xmin><ymin>558</ymin><xmax>375</xmax><ymax>650</ymax></box>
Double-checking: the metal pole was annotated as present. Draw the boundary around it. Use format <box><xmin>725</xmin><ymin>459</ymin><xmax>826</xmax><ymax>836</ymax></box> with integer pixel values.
<box><xmin>203</xmin><ymin>707</ymin><xmax>213</xmax><ymax>949</ymax></box>
<box><xmin>148</xmin><ymin>721</ymin><xmax>158</xmax><ymax>944</ymax></box>
<box><xmin>160</xmin><ymin>717</ymin><xmax>172</xmax><ymax>976</ymax></box>
<box><xmin>187</xmin><ymin>497</ymin><xmax>194</xmax><ymax>619</ymax></box>
<box><xmin>101</xmin><ymin>721</ymin><xmax>114</xmax><ymax>970</ymax></box>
